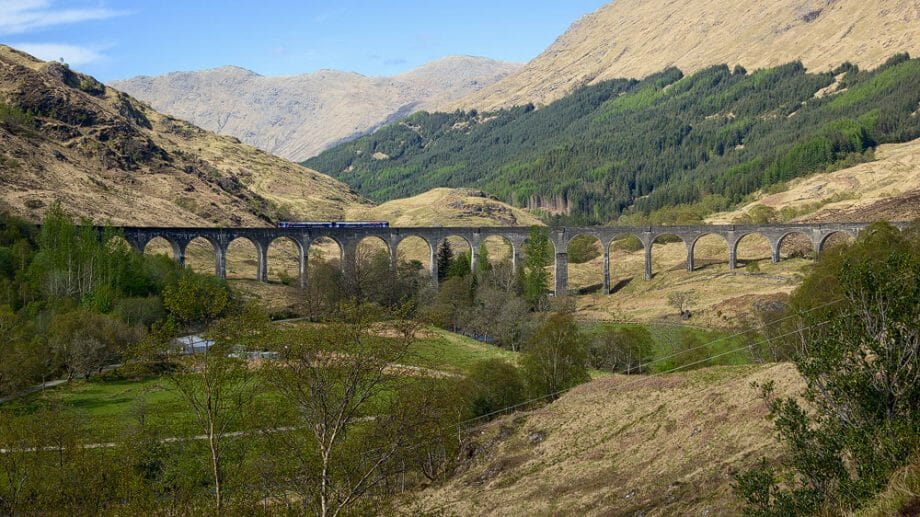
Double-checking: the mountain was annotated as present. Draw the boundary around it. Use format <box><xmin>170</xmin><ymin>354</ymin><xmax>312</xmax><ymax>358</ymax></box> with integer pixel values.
<box><xmin>306</xmin><ymin>56</ymin><xmax>920</xmax><ymax>223</ymax></box>
<box><xmin>0</xmin><ymin>45</ymin><xmax>368</xmax><ymax>226</ymax></box>
<box><xmin>110</xmin><ymin>56</ymin><xmax>519</xmax><ymax>162</ymax></box>
<box><xmin>448</xmin><ymin>0</ymin><xmax>920</xmax><ymax>111</ymax></box>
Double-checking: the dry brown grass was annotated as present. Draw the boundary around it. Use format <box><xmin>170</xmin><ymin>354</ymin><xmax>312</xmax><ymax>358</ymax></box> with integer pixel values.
<box><xmin>566</xmin><ymin>235</ymin><xmax>818</xmax><ymax>326</ymax></box>
<box><xmin>347</xmin><ymin>188</ymin><xmax>543</xmax><ymax>227</ymax></box>
<box><xmin>449</xmin><ymin>0</ymin><xmax>920</xmax><ymax>111</ymax></box>
<box><xmin>0</xmin><ymin>44</ymin><xmax>368</xmax><ymax>226</ymax></box>
<box><xmin>409</xmin><ymin>363</ymin><xmax>803</xmax><ymax>516</ymax></box>
<box><xmin>708</xmin><ymin>139</ymin><xmax>920</xmax><ymax>224</ymax></box>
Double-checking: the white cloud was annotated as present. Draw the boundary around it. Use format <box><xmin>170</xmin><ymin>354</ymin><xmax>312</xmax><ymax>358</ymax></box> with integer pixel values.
<box><xmin>10</xmin><ymin>42</ymin><xmax>104</xmax><ymax>65</ymax></box>
<box><xmin>0</xmin><ymin>0</ymin><xmax>126</xmax><ymax>35</ymax></box>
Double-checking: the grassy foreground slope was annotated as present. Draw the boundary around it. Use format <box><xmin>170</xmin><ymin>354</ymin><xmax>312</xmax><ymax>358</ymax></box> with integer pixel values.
<box><xmin>411</xmin><ymin>363</ymin><xmax>804</xmax><ymax>516</ymax></box>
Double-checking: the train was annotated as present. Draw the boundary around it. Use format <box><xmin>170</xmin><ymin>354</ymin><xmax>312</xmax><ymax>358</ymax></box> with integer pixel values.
<box><xmin>277</xmin><ymin>221</ymin><xmax>390</xmax><ymax>229</ymax></box>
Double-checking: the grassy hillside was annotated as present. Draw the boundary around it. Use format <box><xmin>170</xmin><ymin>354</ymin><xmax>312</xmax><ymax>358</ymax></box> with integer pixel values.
<box><xmin>0</xmin><ymin>45</ymin><xmax>368</xmax><ymax>226</ymax></box>
<box><xmin>707</xmin><ymin>137</ymin><xmax>920</xmax><ymax>224</ymax></box>
<box><xmin>347</xmin><ymin>187</ymin><xmax>543</xmax><ymax>227</ymax></box>
<box><xmin>449</xmin><ymin>0</ymin><xmax>920</xmax><ymax>111</ymax></box>
<box><xmin>410</xmin><ymin>363</ymin><xmax>805</xmax><ymax>515</ymax></box>
<box><xmin>306</xmin><ymin>56</ymin><xmax>920</xmax><ymax>224</ymax></box>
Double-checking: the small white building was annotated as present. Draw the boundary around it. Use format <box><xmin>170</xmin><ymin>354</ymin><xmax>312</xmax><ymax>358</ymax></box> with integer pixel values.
<box><xmin>172</xmin><ymin>335</ymin><xmax>215</xmax><ymax>355</ymax></box>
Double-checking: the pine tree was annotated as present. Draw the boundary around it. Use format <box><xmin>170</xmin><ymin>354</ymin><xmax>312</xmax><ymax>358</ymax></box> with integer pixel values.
<box><xmin>436</xmin><ymin>240</ymin><xmax>453</xmax><ymax>282</ymax></box>
<box><xmin>522</xmin><ymin>226</ymin><xmax>551</xmax><ymax>309</ymax></box>
<box><xmin>477</xmin><ymin>241</ymin><xmax>491</xmax><ymax>273</ymax></box>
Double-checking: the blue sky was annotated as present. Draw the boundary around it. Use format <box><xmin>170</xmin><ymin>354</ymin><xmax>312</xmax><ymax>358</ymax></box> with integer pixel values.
<box><xmin>0</xmin><ymin>0</ymin><xmax>609</xmax><ymax>82</ymax></box>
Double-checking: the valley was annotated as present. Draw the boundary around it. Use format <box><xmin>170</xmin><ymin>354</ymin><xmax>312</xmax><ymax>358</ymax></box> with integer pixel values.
<box><xmin>1</xmin><ymin>0</ymin><xmax>919</xmax><ymax>513</ymax></box>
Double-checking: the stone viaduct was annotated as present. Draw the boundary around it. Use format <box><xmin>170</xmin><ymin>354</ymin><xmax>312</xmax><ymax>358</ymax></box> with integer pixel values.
<box><xmin>115</xmin><ymin>222</ymin><xmax>894</xmax><ymax>295</ymax></box>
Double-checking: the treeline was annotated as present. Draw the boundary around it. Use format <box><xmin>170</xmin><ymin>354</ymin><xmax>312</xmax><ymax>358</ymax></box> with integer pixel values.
<box><xmin>0</xmin><ymin>219</ymin><xmax>617</xmax><ymax>514</ymax></box>
<box><xmin>0</xmin><ymin>206</ymin><xmax>235</xmax><ymax>396</ymax></box>
<box><xmin>305</xmin><ymin>54</ymin><xmax>920</xmax><ymax>224</ymax></box>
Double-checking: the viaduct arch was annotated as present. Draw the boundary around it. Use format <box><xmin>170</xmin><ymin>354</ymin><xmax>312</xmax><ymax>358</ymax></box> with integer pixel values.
<box><xmin>120</xmin><ymin>222</ymin><xmax>899</xmax><ymax>295</ymax></box>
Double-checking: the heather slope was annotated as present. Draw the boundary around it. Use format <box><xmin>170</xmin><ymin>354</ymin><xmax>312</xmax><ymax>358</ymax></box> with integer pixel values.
<box><xmin>449</xmin><ymin>0</ymin><xmax>920</xmax><ymax>111</ymax></box>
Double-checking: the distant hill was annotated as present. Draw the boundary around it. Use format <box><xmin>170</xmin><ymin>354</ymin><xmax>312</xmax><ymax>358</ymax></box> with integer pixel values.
<box><xmin>448</xmin><ymin>0</ymin><xmax>920</xmax><ymax>111</ymax></box>
<box><xmin>0</xmin><ymin>45</ymin><xmax>369</xmax><ymax>226</ymax></box>
<box><xmin>305</xmin><ymin>56</ymin><xmax>920</xmax><ymax>223</ymax></box>
<box><xmin>348</xmin><ymin>188</ymin><xmax>543</xmax><ymax>227</ymax></box>
<box><xmin>110</xmin><ymin>56</ymin><xmax>519</xmax><ymax>162</ymax></box>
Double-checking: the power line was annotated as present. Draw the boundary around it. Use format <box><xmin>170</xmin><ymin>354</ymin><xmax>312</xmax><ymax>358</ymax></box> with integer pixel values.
<box><xmin>419</xmin><ymin>318</ymin><xmax>841</xmax><ymax>513</ymax></box>
<box><xmin>452</xmin><ymin>294</ymin><xmax>847</xmax><ymax>429</ymax></box>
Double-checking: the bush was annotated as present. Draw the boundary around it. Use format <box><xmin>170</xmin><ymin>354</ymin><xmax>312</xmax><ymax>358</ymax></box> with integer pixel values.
<box><xmin>734</xmin><ymin>221</ymin><xmax>920</xmax><ymax>514</ymax></box>
<box><xmin>610</xmin><ymin>235</ymin><xmax>644</xmax><ymax>252</ymax></box>
<box><xmin>112</xmin><ymin>296</ymin><xmax>164</xmax><ymax>327</ymax></box>
<box><xmin>746</xmin><ymin>260</ymin><xmax>762</xmax><ymax>274</ymax></box>
<box><xmin>520</xmin><ymin>312</ymin><xmax>589</xmax><ymax>399</ymax></box>
<box><xmin>48</xmin><ymin>310</ymin><xmax>144</xmax><ymax>379</ymax></box>
<box><xmin>567</xmin><ymin>235</ymin><xmax>601</xmax><ymax>264</ymax></box>
<box><xmin>466</xmin><ymin>359</ymin><xmax>526</xmax><ymax>418</ymax></box>
<box><xmin>589</xmin><ymin>324</ymin><xmax>654</xmax><ymax>373</ymax></box>
<box><xmin>162</xmin><ymin>272</ymin><xmax>233</xmax><ymax>328</ymax></box>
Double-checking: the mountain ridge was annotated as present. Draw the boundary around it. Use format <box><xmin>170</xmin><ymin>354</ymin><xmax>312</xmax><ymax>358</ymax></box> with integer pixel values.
<box><xmin>448</xmin><ymin>0</ymin><xmax>920</xmax><ymax>111</ymax></box>
<box><xmin>0</xmin><ymin>44</ymin><xmax>369</xmax><ymax>227</ymax></box>
<box><xmin>110</xmin><ymin>56</ymin><xmax>520</xmax><ymax>162</ymax></box>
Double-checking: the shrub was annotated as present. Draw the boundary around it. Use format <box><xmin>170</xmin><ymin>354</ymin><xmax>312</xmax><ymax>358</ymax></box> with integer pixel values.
<box><xmin>734</xmin><ymin>222</ymin><xmax>920</xmax><ymax>514</ymax></box>
<box><xmin>611</xmin><ymin>235</ymin><xmax>644</xmax><ymax>252</ymax></box>
<box><xmin>162</xmin><ymin>272</ymin><xmax>233</xmax><ymax>328</ymax></box>
<box><xmin>567</xmin><ymin>235</ymin><xmax>601</xmax><ymax>264</ymax></box>
<box><xmin>112</xmin><ymin>296</ymin><xmax>165</xmax><ymax>327</ymax></box>
<box><xmin>466</xmin><ymin>359</ymin><xmax>526</xmax><ymax>418</ymax></box>
<box><xmin>589</xmin><ymin>324</ymin><xmax>654</xmax><ymax>373</ymax></box>
<box><xmin>520</xmin><ymin>312</ymin><xmax>589</xmax><ymax>399</ymax></box>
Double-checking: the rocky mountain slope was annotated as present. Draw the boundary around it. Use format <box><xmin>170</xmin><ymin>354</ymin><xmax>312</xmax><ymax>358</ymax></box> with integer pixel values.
<box><xmin>0</xmin><ymin>45</ymin><xmax>369</xmax><ymax>226</ymax></box>
<box><xmin>110</xmin><ymin>56</ymin><xmax>519</xmax><ymax>162</ymax></box>
<box><xmin>449</xmin><ymin>0</ymin><xmax>920</xmax><ymax>111</ymax></box>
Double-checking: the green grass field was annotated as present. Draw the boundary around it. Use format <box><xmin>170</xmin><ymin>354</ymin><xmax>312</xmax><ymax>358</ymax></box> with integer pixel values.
<box><xmin>3</xmin><ymin>322</ymin><xmax>739</xmax><ymax>440</ymax></box>
<box><xmin>1</xmin><ymin>326</ymin><xmax>522</xmax><ymax>440</ymax></box>
<box><xmin>409</xmin><ymin>327</ymin><xmax>519</xmax><ymax>373</ymax></box>
<box><xmin>580</xmin><ymin>322</ymin><xmax>755</xmax><ymax>373</ymax></box>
